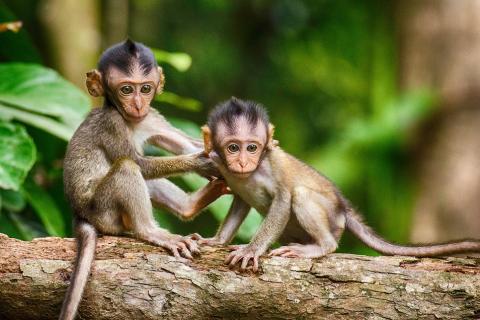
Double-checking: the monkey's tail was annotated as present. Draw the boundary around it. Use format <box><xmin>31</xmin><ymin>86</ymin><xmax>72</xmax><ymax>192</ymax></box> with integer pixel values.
<box><xmin>345</xmin><ymin>209</ymin><xmax>480</xmax><ymax>256</ymax></box>
<box><xmin>59</xmin><ymin>218</ymin><xmax>97</xmax><ymax>320</ymax></box>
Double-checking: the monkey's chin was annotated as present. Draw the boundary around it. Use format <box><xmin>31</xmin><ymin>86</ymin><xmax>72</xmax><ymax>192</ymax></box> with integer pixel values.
<box><xmin>229</xmin><ymin>170</ymin><xmax>255</xmax><ymax>179</ymax></box>
<box><xmin>126</xmin><ymin>113</ymin><xmax>148</xmax><ymax>122</ymax></box>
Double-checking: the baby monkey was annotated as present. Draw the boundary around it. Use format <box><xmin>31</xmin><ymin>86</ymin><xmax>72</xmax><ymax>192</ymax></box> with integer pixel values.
<box><xmin>60</xmin><ymin>40</ymin><xmax>225</xmax><ymax>320</ymax></box>
<box><xmin>199</xmin><ymin>97</ymin><xmax>480</xmax><ymax>272</ymax></box>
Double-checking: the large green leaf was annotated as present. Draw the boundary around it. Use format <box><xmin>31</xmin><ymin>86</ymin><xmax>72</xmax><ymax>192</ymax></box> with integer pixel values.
<box><xmin>0</xmin><ymin>120</ymin><xmax>36</xmax><ymax>190</ymax></box>
<box><xmin>0</xmin><ymin>103</ymin><xmax>74</xmax><ymax>141</ymax></box>
<box><xmin>0</xmin><ymin>63</ymin><xmax>90</xmax><ymax>127</ymax></box>
<box><xmin>22</xmin><ymin>180</ymin><xmax>66</xmax><ymax>237</ymax></box>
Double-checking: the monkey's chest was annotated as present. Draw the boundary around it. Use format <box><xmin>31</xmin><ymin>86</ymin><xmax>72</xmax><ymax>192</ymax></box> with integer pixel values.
<box><xmin>228</xmin><ymin>176</ymin><xmax>274</xmax><ymax>214</ymax></box>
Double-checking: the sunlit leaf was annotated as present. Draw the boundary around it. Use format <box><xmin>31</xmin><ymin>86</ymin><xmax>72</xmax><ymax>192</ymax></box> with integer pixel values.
<box><xmin>0</xmin><ymin>63</ymin><xmax>90</xmax><ymax>127</ymax></box>
<box><xmin>0</xmin><ymin>4</ymin><xmax>41</xmax><ymax>62</ymax></box>
<box><xmin>152</xmin><ymin>49</ymin><xmax>192</xmax><ymax>72</ymax></box>
<box><xmin>22</xmin><ymin>180</ymin><xmax>66</xmax><ymax>237</ymax></box>
<box><xmin>0</xmin><ymin>120</ymin><xmax>36</xmax><ymax>190</ymax></box>
<box><xmin>0</xmin><ymin>20</ymin><xmax>22</xmax><ymax>33</ymax></box>
<box><xmin>156</xmin><ymin>91</ymin><xmax>202</xmax><ymax>111</ymax></box>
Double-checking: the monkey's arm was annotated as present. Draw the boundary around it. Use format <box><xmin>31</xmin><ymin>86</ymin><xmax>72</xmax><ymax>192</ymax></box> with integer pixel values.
<box><xmin>148</xmin><ymin>114</ymin><xmax>203</xmax><ymax>155</ymax></box>
<box><xmin>225</xmin><ymin>190</ymin><xmax>291</xmax><ymax>271</ymax></box>
<box><xmin>101</xmin><ymin>125</ymin><xmax>214</xmax><ymax>180</ymax></box>
<box><xmin>146</xmin><ymin>178</ymin><xmax>228</xmax><ymax>220</ymax></box>
<box><xmin>135</xmin><ymin>152</ymin><xmax>215</xmax><ymax>180</ymax></box>
<box><xmin>200</xmin><ymin>195</ymin><xmax>251</xmax><ymax>246</ymax></box>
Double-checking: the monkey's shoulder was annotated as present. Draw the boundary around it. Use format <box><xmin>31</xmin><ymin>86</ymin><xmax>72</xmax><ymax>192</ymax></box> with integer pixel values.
<box><xmin>268</xmin><ymin>148</ymin><xmax>339</xmax><ymax>194</ymax></box>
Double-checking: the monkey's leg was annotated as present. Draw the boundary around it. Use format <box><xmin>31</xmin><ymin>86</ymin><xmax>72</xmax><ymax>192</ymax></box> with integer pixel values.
<box><xmin>146</xmin><ymin>178</ymin><xmax>227</xmax><ymax>221</ymax></box>
<box><xmin>91</xmin><ymin>159</ymin><xmax>198</xmax><ymax>258</ymax></box>
<box><xmin>270</xmin><ymin>187</ymin><xmax>338</xmax><ymax>258</ymax></box>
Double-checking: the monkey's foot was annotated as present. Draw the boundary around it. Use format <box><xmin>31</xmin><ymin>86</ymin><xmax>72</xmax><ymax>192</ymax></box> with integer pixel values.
<box><xmin>269</xmin><ymin>244</ymin><xmax>333</xmax><ymax>258</ymax></box>
<box><xmin>225</xmin><ymin>244</ymin><xmax>263</xmax><ymax>272</ymax></box>
<box><xmin>196</xmin><ymin>236</ymin><xmax>226</xmax><ymax>247</ymax></box>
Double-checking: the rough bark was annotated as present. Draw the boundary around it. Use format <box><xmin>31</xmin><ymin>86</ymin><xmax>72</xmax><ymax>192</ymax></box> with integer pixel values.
<box><xmin>0</xmin><ymin>233</ymin><xmax>479</xmax><ymax>320</ymax></box>
<box><xmin>396</xmin><ymin>0</ymin><xmax>480</xmax><ymax>243</ymax></box>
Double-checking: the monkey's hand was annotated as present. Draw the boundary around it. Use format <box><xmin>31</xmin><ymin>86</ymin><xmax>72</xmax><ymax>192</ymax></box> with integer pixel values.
<box><xmin>159</xmin><ymin>234</ymin><xmax>200</xmax><ymax>260</ymax></box>
<box><xmin>192</xmin><ymin>151</ymin><xmax>222</xmax><ymax>179</ymax></box>
<box><xmin>225</xmin><ymin>244</ymin><xmax>264</xmax><ymax>272</ymax></box>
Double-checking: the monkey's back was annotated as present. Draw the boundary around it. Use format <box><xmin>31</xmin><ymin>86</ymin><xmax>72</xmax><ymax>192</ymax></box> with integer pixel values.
<box><xmin>269</xmin><ymin>148</ymin><xmax>341</xmax><ymax>203</ymax></box>
<box><xmin>63</xmin><ymin>108</ymin><xmax>112</xmax><ymax>214</ymax></box>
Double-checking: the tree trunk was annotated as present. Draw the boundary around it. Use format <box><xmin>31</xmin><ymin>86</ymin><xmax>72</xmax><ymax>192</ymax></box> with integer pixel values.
<box><xmin>396</xmin><ymin>0</ymin><xmax>480</xmax><ymax>243</ymax></box>
<box><xmin>0</xmin><ymin>233</ymin><xmax>479</xmax><ymax>319</ymax></box>
<box><xmin>38</xmin><ymin>0</ymin><xmax>100</xmax><ymax>89</ymax></box>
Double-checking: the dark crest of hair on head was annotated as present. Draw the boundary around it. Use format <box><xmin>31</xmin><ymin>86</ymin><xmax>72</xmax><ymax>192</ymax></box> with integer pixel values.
<box><xmin>208</xmin><ymin>97</ymin><xmax>269</xmax><ymax>135</ymax></box>
<box><xmin>97</xmin><ymin>39</ymin><xmax>157</xmax><ymax>76</ymax></box>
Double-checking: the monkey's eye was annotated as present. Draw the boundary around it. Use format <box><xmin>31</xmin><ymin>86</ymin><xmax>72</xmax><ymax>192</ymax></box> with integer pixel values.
<box><xmin>227</xmin><ymin>144</ymin><xmax>240</xmax><ymax>153</ymax></box>
<box><xmin>120</xmin><ymin>85</ymin><xmax>134</xmax><ymax>95</ymax></box>
<box><xmin>247</xmin><ymin>144</ymin><xmax>258</xmax><ymax>153</ymax></box>
<box><xmin>140</xmin><ymin>84</ymin><xmax>152</xmax><ymax>94</ymax></box>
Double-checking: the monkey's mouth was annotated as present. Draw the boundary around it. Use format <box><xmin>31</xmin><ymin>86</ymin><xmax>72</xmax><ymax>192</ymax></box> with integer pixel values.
<box><xmin>126</xmin><ymin>112</ymin><xmax>148</xmax><ymax>122</ymax></box>
<box><xmin>230</xmin><ymin>170</ymin><xmax>255</xmax><ymax>178</ymax></box>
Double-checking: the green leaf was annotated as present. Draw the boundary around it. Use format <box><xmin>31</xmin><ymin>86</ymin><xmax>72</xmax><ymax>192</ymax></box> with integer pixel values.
<box><xmin>167</xmin><ymin>117</ymin><xmax>202</xmax><ymax>138</ymax></box>
<box><xmin>152</xmin><ymin>49</ymin><xmax>192</xmax><ymax>72</ymax></box>
<box><xmin>156</xmin><ymin>91</ymin><xmax>202</xmax><ymax>111</ymax></box>
<box><xmin>0</xmin><ymin>63</ymin><xmax>90</xmax><ymax>127</ymax></box>
<box><xmin>0</xmin><ymin>189</ymin><xmax>25</xmax><ymax>212</ymax></box>
<box><xmin>0</xmin><ymin>211</ymin><xmax>23</xmax><ymax>239</ymax></box>
<box><xmin>22</xmin><ymin>180</ymin><xmax>66</xmax><ymax>237</ymax></box>
<box><xmin>0</xmin><ymin>103</ymin><xmax>74</xmax><ymax>140</ymax></box>
<box><xmin>0</xmin><ymin>120</ymin><xmax>36</xmax><ymax>190</ymax></box>
<box><xmin>8</xmin><ymin>211</ymin><xmax>40</xmax><ymax>240</ymax></box>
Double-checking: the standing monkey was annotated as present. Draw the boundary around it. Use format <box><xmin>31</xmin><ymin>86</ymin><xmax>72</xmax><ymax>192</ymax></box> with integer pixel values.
<box><xmin>199</xmin><ymin>97</ymin><xmax>480</xmax><ymax>272</ymax></box>
<box><xmin>60</xmin><ymin>40</ymin><xmax>225</xmax><ymax>320</ymax></box>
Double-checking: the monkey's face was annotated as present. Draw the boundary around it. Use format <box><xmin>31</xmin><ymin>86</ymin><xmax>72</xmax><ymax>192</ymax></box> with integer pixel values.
<box><xmin>215</xmin><ymin>118</ymin><xmax>267</xmax><ymax>178</ymax></box>
<box><xmin>105</xmin><ymin>65</ymin><xmax>161</xmax><ymax>122</ymax></box>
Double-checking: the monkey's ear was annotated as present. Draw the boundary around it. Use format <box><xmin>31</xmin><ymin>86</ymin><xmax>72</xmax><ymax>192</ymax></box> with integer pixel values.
<box><xmin>267</xmin><ymin>123</ymin><xmax>277</xmax><ymax>150</ymax></box>
<box><xmin>85</xmin><ymin>69</ymin><xmax>104</xmax><ymax>97</ymax></box>
<box><xmin>156</xmin><ymin>66</ymin><xmax>165</xmax><ymax>94</ymax></box>
<box><xmin>201</xmin><ymin>125</ymin><xmax>213</xmax><ymax>154</ymax></box>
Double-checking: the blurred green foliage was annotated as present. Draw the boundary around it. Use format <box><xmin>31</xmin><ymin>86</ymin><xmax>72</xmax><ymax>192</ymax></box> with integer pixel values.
<box><xmin>0</xmin><ymin>0</ymin><xmax>436</xmax><ymax>255</ymax></box>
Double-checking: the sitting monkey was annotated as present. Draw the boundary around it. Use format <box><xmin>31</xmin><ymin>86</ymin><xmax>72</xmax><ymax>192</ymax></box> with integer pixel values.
<box><xmin>198</xmin><ymin>97</ymin><xmax>480</xmax><ymax>272</ymax></box>
<box><xmin>60</xmin><ymin>40</ymin><xmax>226</xmax><ymax>320</ymax></box>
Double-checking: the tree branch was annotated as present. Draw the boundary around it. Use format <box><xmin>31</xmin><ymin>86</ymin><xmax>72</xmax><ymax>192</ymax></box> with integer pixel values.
<box><xmin>0</xmin><ymin>233</ymin><xmax>479</xmax><ymax>319</ymax></box>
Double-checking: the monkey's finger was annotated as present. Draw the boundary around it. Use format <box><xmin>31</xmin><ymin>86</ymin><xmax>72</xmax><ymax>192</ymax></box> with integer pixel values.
<box><xmin>253</xmin><ymin>257</ymin><xmax>259</xmax><ymax>272</ymax></box>
<box><xmin>177</xmin><ymin>242</ymin><xmax>193</xmax><ymax>260</ymax></box>
<box><xmin>241</xmin><ymin>256</ymin><xmax>251</xmax><ymax>270</ymax></box>
<box><xmin>281</xmin><ymin>251</ymin><xmax>299</xmax><ymax>258</ymax></box>
<box><xmin>228</xmin><ymin>253</ymin><xmax>242</xmax><ymax>267</ymax></box>
<box><xmin>224</xmin><ymin>252</ymin><xmax>235</xmax><ymax>264</ymax></box>
<box><xmin>183</xmin><ymin>238</ymin><xmax>200</xmax><ymax>255</ymax></box>
<box><xmin>170</xmin><ymin>246</ymin><xmax>181</xmax><ymax>259</ymax></box>
<box><xmin>269</xmin><ymin>247</ymin><xmax>290</xmax><ymax>256</ymax></box>
<box><xmin>227</xmin><ymin>244</ymin><xmax>242</xmax><ymax>251</ymax></box>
